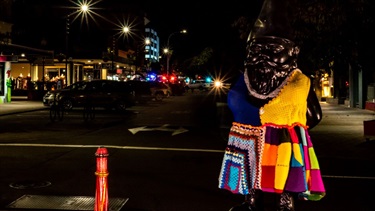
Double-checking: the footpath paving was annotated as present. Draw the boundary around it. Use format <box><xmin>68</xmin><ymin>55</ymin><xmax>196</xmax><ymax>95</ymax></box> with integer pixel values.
<box><xmin>0</xmin><ymin>97</ymin><xmax>47</xmax><ymax>116</ymax></box>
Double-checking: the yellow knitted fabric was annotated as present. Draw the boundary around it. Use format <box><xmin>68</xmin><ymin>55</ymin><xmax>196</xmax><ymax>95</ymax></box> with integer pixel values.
<box><xmin>260</xmin><ymin>70</ymin><xmax>310</xmax><ymax>126</ymax></box>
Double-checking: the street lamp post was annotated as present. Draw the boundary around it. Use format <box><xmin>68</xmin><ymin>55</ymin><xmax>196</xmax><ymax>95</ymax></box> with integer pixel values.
<box><xmin>165</xmin><ymin>29</ymin><xmax>187</xmax><ymax>76</ymax></box>
<box><xmin>111</xmin><ymin>35</ymin><xmax>115</xmax><ymax>73</ymax></box>
<box><xmin>65</xmin><ymin>14</ymin><xmax>70</xmax><ymax>85</ymax></box>
<box><xmin>65</xmin><ymin>2</ymin><xmax>92</xmax><ymax>85</ymax></box>
<box><xmin>145</xmin><ymin>38</ymin><xmax>151</xmax><ymax>70</ymax></box>
<box><xmin>110</xmin><ymin>26</ymin><xmax>130</xmax><ymax>74</ymax></box>
<box><xmin>165</xmin><ymin>51</ymin><xmax>171</xmax><ymax>76</ymax></box>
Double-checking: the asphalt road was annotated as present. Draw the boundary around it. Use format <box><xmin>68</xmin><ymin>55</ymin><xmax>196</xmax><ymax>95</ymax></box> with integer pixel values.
<box><xmin>0</xmin><ymin>90</ymin><xmax>374</xmax><ymax>211</ymax></box>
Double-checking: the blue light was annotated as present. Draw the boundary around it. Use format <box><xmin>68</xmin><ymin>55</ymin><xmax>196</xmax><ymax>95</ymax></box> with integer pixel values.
<box><xmin>146</xmin><ymin>73</ymin><xmax>157</xmax><ymax>81</ymax></box>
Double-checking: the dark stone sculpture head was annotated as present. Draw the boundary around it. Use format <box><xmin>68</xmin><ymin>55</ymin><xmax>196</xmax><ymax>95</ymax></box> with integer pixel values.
<box><xmin>244</xmin><ymin>0</ymin><xmax>300</xmax><ymax>98</ymax></box>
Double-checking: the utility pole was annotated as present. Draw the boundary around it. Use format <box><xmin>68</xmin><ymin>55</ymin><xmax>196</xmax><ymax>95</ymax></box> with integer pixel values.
<box><xmin>166</xmin><ymin>30</ymin><xmax>187</xmax><ymax>76</ymax></box>
<box><xmin>112</xmin><ymin>35</ymin><xmax>116</xmax><ymax>73</ymax></box>
<box><xmin>65</xmin><ymin>15</ymin><xmax>70</xmax><ymax>85</ymax></box>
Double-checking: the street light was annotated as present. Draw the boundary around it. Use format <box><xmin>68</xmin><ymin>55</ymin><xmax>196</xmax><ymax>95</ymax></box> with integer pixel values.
<box><xmin>111</xmin><ymin>26</ymin><xmax>131</xmax><ymax>73</ymax></box>
<box><xmin>144</xmin><ymin>38</ymin><xmax>151</xmax><ymax>70</ymax></box>
<box><xmin>65</xmin><ymin>2</ymin><xmax>92</xmax><ymax>85</ymax></box>
<box><xmin>123</xmin><ymin>26</ymin><xmax>130</xmax><ymax>34</ymax></box>
<box><xmin>165</xmin><ymin>29</ymin><xmax>187</xmax><ymax>76</ymax></box>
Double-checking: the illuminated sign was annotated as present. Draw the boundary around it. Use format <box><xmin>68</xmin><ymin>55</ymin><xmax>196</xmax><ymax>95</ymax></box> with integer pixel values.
<box><xmin>0</xmin><ymin>55</ymin><xmax>18</xmax><ymax>62</ymax></box>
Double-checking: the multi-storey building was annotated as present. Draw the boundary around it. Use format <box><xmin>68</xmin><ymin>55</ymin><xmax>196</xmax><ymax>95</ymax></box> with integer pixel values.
<box><xmin>144</xmin><ymin>27</ymin><xmax>160</xmax><ymax>66</ymax></box>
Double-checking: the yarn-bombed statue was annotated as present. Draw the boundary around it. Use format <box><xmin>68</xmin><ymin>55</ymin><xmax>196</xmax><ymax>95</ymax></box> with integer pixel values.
<box><xmin>218</xmin><ymin>0</ymin><xmax>325</xmax><ymax>210</ymax></box>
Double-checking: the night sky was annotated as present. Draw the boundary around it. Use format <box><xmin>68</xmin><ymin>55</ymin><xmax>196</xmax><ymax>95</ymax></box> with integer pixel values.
<box><xmin>8</xmin><ymin>0</ymin><xmax>263</xmax><ymax>72</ymax></box>
<box><xmin>143</xmin><ymin>1</ymin><xmax>263</xmax><ymax>57</ymax></box>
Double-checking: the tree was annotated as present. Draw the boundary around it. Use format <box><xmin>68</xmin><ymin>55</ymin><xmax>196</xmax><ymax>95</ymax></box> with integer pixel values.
<box><xmin>184</xmin><ymin>47</ymin><xmax>213</xmax><ymax>78</ymax></box>
<box><xmin>231</xmin><ymin>0</ymin><xmax>374</xmax><ymax>99</ymax></box>
<box><xmin>293</xmin><ymin>0</ymin><xmax>374</xmax><ymax>99</ymax></box>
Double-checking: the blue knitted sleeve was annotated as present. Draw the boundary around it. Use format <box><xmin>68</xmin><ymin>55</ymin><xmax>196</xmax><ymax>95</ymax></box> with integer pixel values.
<box><xmin>227</xmin><ymin>74</ymin><xmax>262</xmax><ymax>126</ymax></box>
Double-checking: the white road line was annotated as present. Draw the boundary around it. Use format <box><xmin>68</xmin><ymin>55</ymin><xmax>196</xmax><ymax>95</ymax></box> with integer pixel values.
<box><xmin>322</xmin><ymin>175</ymin><xmax>375</xmax><ymax>180</ymax></box>
<box><xmin>0</xmin><ymin>143</ymin><xmax>224</xmax><ymax>153</ymax></box>
<box><xmin>1</xmin><ymin>143</ymin><xmax>375</xmax><ymax>180</ymax></box>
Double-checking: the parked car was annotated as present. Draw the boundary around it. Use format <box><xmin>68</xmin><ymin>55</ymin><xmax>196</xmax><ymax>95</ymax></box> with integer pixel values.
<box><xmin>42</xmin><ymin>79</ymin><xmax>134</xmax><ymax>111</ymax></box>
<box><xmin>162</xmin><ymin>83</ymin><xmax>173</xmax><ymax>97</ymax></box>
<box><xmin>123</xmin><ymin>80</ymin><xmax>170</xmax><ymax>103</ymax></box>
<box><xmin>185</xmin><ymin>80</ymin><xmax>212</xmax><ymax>91</ymax></box>
<box><xmin>149</xmin><ymin>81</ymin><xmax>171</xmax><ymax>100</ymax></box>
<box><xmin>168</xmin><ymin>82</ymin><xmax>185</xmax><ymax>96</ymax></box>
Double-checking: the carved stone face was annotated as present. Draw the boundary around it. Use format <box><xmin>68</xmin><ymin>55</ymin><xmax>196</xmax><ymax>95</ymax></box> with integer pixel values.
<box><xmin>244</xmin><ymin>36</ymin><xmax>299</xmax><ymax>98</ymax></box>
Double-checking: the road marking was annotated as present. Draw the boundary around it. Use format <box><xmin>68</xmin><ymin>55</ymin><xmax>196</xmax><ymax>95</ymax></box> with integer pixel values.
<box><xmin>1</xmin><ymin>143</ymin><xmax>374</xmax><ymax>180</ymax></box>
<box><xmin>0</xmin><ymin>143</ymin><xmax>222</xmax><ymax>153</ymax></box>
<box><xmin>128</xmin><ymin>124</ymin><xmax>188</xmax><ymax>136</ymax></box>
<box><xmin>322</xmin><ymin>175</ymin><xmax>375</xmax><ymax>180</ymax></box>
<box><xmin>170</xmin><ymin>111</ymin><xmax>191</xmax><ymax>114</ymax></box>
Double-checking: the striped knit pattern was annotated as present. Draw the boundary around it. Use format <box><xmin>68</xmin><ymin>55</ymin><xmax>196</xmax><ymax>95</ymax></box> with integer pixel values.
<box><xmin>219</xmin><ymin>123</ymin><xmax>325</xmax><ymax>200</ymax></box>
<box><xmin>218</xmin><ymin>124</ymin><xmax>265</xmax><ymax>194</ymax></box>
<box><xmin>219</xmin><ymin>70</ymin><xmax>325</xmax><ymax>200</ymax></box>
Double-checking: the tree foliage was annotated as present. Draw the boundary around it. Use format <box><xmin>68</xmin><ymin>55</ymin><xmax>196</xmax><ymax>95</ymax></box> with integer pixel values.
<box><xmin>230</xmin><ymin>0</ymin><xmax>373</xmax><ymax>82</ymax></box>
<box><xmin>182</xmin><ymin>0</ymin><xmax>374</xmax><ymax>87</ymax></box>
<box><xmin>183</xmin><ymin>47</ymin><xmax>213</xmax><ymax>77</ymax></box>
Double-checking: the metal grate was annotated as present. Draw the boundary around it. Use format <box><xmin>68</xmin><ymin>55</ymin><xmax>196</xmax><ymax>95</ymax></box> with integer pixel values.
<box><xmin>6</xmin><ymin>195</ymin><xmax>128</xmax><ymax>211</ymax></box>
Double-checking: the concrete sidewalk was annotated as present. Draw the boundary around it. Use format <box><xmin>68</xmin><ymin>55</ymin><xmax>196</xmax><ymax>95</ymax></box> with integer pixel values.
<box><xmin>307</xmin><ymin>102</ymin><xmax>375</xmax><ymax>168</ymax></box>
<box><xmin>312</xmin><ymin>102</ymin><xmax>375</xmax><ymax>142</ymax></box>
<box><xmin>0</xmin><ymin>97</ymin><xmax>47</xmax><ymax>116</ymax></box>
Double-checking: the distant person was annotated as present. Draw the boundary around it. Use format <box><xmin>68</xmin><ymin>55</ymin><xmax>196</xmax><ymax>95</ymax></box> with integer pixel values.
<box><xmin>218</xmin><ymin>0</ymin><xmax>325</xmax><ymax>210</ymax></box>
<box><xmin>57</xmin><ymin>79</ymin><xmax>62</xmax><ymax>90</ymax></box>
<box><xmin>6</xmin><ymin>70</ymin><xmax>12</xmax><ymax>102</ymax></box>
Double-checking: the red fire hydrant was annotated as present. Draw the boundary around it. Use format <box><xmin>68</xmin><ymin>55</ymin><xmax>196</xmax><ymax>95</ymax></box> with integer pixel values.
<box><xmin>95</xmin><ymin>147</ymin><xmax>109</xmax><ymax>211</ymax></box>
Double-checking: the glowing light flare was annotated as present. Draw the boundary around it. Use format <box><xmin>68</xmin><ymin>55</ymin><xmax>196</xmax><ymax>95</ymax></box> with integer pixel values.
<box><xmin>112</xmin><ymin>16</ymin><xmax>139</xmax><ymax>42</ymax></box>
<box><xmin>214</xmin><ymin>80</ymin><xmax>223</xmax><ymax>88</ymax></box>
<box><xmin>145</xmin><ymin>38</ymin><xmax>151</xmax><ymax>45</ymax></box>
<box><xmin>81</xmin><ymin>4</ymin><xmax>89</xmax><ymax>12</ymax></box>
<box><xmin>67</xmin><ymin>0</ymin><xmax>108</xmax><ymax>28</ymax></box>
<box><xmin>123</xmin><ymin>26</ymin><xmax>129</xmax><ymax>33</ymax></box>
<box><xmin>206</xmin><ymin>70</ymin><xmax>232</xmax><ymax>98</ymax></box>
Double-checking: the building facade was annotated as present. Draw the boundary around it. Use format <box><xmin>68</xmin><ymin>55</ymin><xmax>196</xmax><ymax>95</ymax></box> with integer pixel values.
<box><xmin>0</xmin><ymin>1</ymin><xmax>161</xmax><ymax>103</ymax></box>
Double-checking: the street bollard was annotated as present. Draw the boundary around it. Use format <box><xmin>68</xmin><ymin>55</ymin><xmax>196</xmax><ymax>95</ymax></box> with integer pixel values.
<box><xmin>95</xmin><ymin>147</ymin><xmax>109</xmax><ymax>211</ymax></box>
